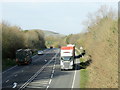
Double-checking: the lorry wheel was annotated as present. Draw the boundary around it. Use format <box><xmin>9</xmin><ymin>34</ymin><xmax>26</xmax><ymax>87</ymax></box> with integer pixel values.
<box><xmin>72</xmin><ymin>66</ymin><xmax>75</xmax><ymax>70</ymax></box>
<box><xmin>61</xmin><ymin>69</ymin><xmax>64</xmax><ymax>71</ymax></box>
<box><xmin>17</xmin><ymin>63</ymin><xmax>21</xmax><ymax>66</ymax></box>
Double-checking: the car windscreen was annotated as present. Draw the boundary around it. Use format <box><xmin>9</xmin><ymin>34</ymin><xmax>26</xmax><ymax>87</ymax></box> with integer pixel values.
<box><xmin>61</xmin><ymin>56</ymin><xmax>73</xmax><ymax>61</ymax></box>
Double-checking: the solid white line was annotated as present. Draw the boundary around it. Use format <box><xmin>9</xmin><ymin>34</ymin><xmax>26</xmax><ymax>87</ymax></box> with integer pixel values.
<box><xmin>32</xmin><ymin>55</ymin><xmax>37</xmax><ymax>58</ymax></box>
<box><xmin>71</xmin><ymin>60</ymin><xmax>77</xmax><ymax>89</ymax></box>
<box><xmin>19</xmin><ymin>50</ymin><xmax>59</xmax><ymax>90</ymax></box>
<box><xmin>2</xmin><ymin>49</ymin><xmax>52</xmax><ymax>74</ymax></box>
<box><xmin>2</xmin><ymin>65</ymin><xmax>17</xmax><ymax>74</ymax></box>
<box><xmin>72</xmin><ymin>70</ymin><xmax>76</xmax><ymax>89</ymax></box>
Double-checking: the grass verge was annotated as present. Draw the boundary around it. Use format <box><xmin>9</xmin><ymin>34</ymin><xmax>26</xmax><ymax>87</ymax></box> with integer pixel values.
<box><xmin>2</xmin><ymin>58</ymin><xmax>16</xmax><ymax>71</ymax></box>
<box><xmin>76</xmin><ymin>48</ymin><xmax>89</xmax><ymax>88</ymax></box>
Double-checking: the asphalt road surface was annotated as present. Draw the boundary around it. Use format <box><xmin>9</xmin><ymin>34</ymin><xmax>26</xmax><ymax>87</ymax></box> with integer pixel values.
<box><xmin>2</xmin><ymin>48</ymin><xmax>80</xmax><ymax>89</ymax></box>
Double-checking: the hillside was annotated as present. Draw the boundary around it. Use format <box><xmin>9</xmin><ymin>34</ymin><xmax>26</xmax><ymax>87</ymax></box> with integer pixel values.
<box><xmin>25</xmin><ymin>29</ymin><xmax>64</xmax><ymax>37</ymax></box>
<box><xmin>42</xmin><ymin>30</ymin><xmax>64</xmax><ymax>37</ymax></box>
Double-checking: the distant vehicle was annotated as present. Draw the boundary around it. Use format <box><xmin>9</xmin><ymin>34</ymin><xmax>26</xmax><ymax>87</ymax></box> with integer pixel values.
<box><xmin>38</xmin><ymin>50</ymin><xmax>44</xmax><ymax>55</ymax></box>
<box><xmin>60</xmin><ymin>44</ymin><xmax>75</xmax><ymax>70</ymax></box>
<box><xmin>16</xmin><ymin>49</ymin><xmax>32</xmax><ymax>65</ymax></box>
<box><xmin>50</xmin><ymin>46</ymin><xmax>53</xmax><ymax>49</ymax></box>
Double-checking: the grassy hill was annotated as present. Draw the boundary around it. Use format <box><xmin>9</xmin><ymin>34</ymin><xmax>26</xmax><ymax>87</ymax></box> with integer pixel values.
<box><xmin>26</xmin><ymin>29</ymin><xmax>64</xmax><ymax>37</ymax></box>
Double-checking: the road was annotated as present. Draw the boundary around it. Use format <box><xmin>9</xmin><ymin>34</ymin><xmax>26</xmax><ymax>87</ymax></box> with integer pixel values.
<box><xmin>2</xmin><ymin>48</ymin><xmax>80</xmax><ymax>89</ymax></box>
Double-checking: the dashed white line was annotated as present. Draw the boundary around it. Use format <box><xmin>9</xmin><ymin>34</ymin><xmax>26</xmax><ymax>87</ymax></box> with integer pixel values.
<box><xmin>19</xmin><ymin>50</ymin><xmax>59</xmax><ymax>90</ymax></box>
<box><xmin>21</xmin><ymin>70</ymin><xmax>24</xmax><ymax>72</ymax></box>
<box><xmin>46</xmin><ymin>86</ymin><xmax>49</xmax><ymax>89</ymax></box>
<box><xmin>53</xmin><ymin>66</ymin><xmax>55</xmax><ymax>70</ymax></box>
<box><xmin>51</xmin><ymin>74</ymin><xmax>53</xmax><ymax>78</ymax></box>
<box><xmin>49</xmin><ymin>79</ymin><xmax>52</xmax><ymax>84</ymax></box>
<box><xmin>2</xmin><ymin>65</ymin><xmax>17</xmax><ymax>74</ymax></box>
<box><xmin>6</xmin><ymin>80</ymin><xmax>9</xmax><ymax>83</ymax></box>
<box><xmin>52</xmin><ymin>70</ymin><xmax>54</xmax><ymax>74</ymax></box>
<box><xmin>14</xmin><ymin>74</ymin><xmax>17</xmax><ymax>77</ymax></box>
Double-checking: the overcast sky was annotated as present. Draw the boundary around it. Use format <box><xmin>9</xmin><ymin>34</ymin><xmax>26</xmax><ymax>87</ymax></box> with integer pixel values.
<box><xmin>1</xmin><ymin>1</ymin><xmax>118</xmax><ymax>35</ymax></box>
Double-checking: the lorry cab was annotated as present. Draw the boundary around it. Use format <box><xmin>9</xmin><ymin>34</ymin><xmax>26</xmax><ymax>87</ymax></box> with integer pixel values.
<box><xmin>60</xmin><ymin>45</ymin><xmax>75</xmax><ymax>70</ymax></box>
<box><xmin>16</xmin><ymin>49</ymin><xmax>32</xmax><ymax>65</ymax></box>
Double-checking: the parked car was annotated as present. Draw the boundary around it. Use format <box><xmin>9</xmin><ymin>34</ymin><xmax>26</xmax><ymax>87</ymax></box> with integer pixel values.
<box><xmin>38</xmin><ymin>50</ymin><xmax>44</xmax><ymax>55</ymax></box>
<box><xmin>16</xmin><ymin>49</ymin><xmax>32</xmax><ymax>65</ymax></box>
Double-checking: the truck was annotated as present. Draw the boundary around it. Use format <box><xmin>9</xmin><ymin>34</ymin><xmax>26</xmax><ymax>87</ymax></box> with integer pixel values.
<box><xmin>60</xmin><ymin>44</ymin><xmax>75</xmax><ymax>70</ymax></box>
<box><xmin>16</xmin><ymin>49</ymin><xmax>32</xmax><ymax>65</ymax></box>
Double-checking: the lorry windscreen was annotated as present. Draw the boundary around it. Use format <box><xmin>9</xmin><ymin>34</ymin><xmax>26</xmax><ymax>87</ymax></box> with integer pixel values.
<box><xmin>61</xmin><ymin>56</ymin><xmax>73</xmax><ymax>61</ymax></box>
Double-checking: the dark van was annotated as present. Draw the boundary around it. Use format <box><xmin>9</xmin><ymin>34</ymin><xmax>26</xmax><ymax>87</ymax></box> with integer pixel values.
<box><xmin>16</xmin><ymin>49</ymin><xmax>32</xmax><ymax>65</ymax></box>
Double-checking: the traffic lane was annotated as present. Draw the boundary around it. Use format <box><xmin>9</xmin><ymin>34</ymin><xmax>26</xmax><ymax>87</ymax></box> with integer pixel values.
<box><xmin>2</xmin><ymin>49</ymin><xmax>52</xmax><ymax>83</ymax></box>
<box><xmin>25</xmin><ymin>59</ymin><xmax>56</xmax><ymax>88</ymax></box>
<box><xmin>2</xmin><ymin>49</ymin><xmax>57</xmax><ymax>88</ymax></box>
<box><xmin>49</xmin><ymin>57</ymin><xmax>75</xmax><ymax>88</ymax></box>
<box><xmin>31</xmin><ymin>48</ymin><xmax>53</xmax><ymax>62</ymax></box>
<box><xmin>2</xmin><ymin>49</ymin><xmax>58</xmax><ymax>88</ymax></box>
<box><xmin>2</xmin><ymin>48</ymin><xmax>54</xmax><ymax>82</ymax></box>
<box><xmin>2</xmin><ymin>48</ymin><xmax>51</xmax><ymax>74</ymax></box>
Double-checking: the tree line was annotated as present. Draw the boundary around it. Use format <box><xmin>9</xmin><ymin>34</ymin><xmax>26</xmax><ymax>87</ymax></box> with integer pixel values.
<box><xmin>1</xmin><ymin>23</ymin><xmax>46</xmax><ymax>59</ymax></box>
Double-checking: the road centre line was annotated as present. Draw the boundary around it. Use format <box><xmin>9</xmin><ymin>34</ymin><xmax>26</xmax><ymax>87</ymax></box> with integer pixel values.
<box><xmin>53</xmin><ymin>66</ymin><xmax>55</xmax><ymax>70</ymax></box>
<box><xmin>52</xmin><ymin>70</ymin><xmax>54</xmax><ymax>74</ymax></box>
<box><xmin>6</xmin><ymin>80</ymin><xmax>9</xmax><ymax>83</ymax></box>
<box><xmin>49</xmin><ymin>79</ymin><xmax>52</xmax><ymax>84</ymax></box>
<box><xmin>46</xmin><ymin>86</ymin><xmax>49</xmax><ymax>89</ymax></box>
<box><xmin>46</xmin><ymin>49</ymin><xmax>59</xmax><ymax>90</ymax></box>
<box><xmin>51</xmin><ymin>74</ymin><xmax>53</xmax><ymax>78</ymax></box>
<box><xmin>18</xmin><ymin>50</ymin><xmax>59</xmax><ymax>90</ymax></box>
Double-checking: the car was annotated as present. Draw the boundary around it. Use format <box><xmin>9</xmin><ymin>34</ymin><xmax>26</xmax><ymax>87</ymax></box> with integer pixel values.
<box><xmin>38</xmin><ymin>50</ymin><xmax>44</xmax><ymax>55</ymax></box>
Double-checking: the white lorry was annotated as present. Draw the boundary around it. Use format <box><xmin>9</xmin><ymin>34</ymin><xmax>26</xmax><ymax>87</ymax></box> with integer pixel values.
<box><xmin>60</xmin><ymin>44</ymin><xmax>75</xmax><ymax>70</ymax></box>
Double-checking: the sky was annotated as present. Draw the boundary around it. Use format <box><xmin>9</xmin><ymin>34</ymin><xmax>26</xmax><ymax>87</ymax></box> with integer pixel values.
<box><xmin>1</xmin><ymin>1</ymin><xmax>118</xmax><ymax>35</ymax></box>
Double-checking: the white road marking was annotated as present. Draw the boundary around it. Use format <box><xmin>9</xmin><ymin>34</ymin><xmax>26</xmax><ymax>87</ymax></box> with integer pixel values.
<box><xmin>42</xmin><ymin>82</ymin><xmax>48</xmax><ymax>84</ymax></box>
<box><xmin>21</xmin><ymin>70</ymin><xmax>24</xmax><ymax>72</ymax></box>
<box><xmin>19</xmin><ymin>50</ymin><xmax>59</xmax><ymax>90</ymax></box>
<box><xmin>49</xmin><ymin>79</ymin><xmax>52</xmax><ymax>84</ymax></box>
<box><xmin>2</xmin><ymin>51</ymin><xmax>44</xmax><ymax>74</ymax></box>
<box><xmin>2</xmin><ymin>65</ymin><xmax>17</xmax><ymax>74</ymax></box>
<box><xmin>14</xmin><ymin>74</ymin><xmax>17</xmax><ymax>77</ymax></box>
<box><xmin>52</xmin><ymin>70</ymin><xmax>54</xmax><ymax>74</ymax></box>
<box><xmin>71</xmin><ymin>59</ymin><xmax>77</xmax><ymax>89</ymax></box>
<box><xmin>51</xmin><ymin>74</ymin><xmax>53</xmax><ymax>78</ymax></box>
<box><xmin>6</xmin><ymin>80</ymin><xmax>9</xmax><ymax>83</ymax></box>
<box><xmin>45</xmin><ymin>59</ymin><xmax>47</xmax><ymax>62</ymax></box>
<box><xmin>46</xmin><ymin>86</ymin><xmax>49</xmax><ymax>89</ymax></box>
<box><xmin>12</xmin><ymin>82</ymin><xmax>17</xmax><ymax>88</ymax></box>
<box><xmin>53</xmin><ymin>66</ymin><xmax>55</xmax><ymax>70</ymax></box>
